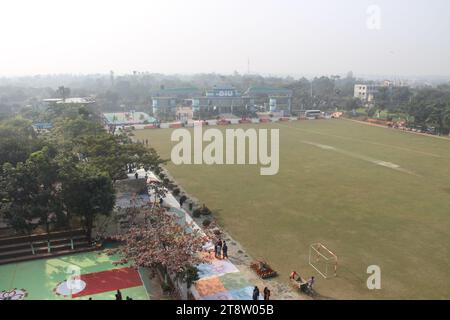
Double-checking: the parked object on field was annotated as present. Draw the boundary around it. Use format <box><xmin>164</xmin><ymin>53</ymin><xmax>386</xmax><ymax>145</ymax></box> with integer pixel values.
<box><xmin>250</xmin><ymin>260</ymin><xmax>277</xmax><ymax>279</ymax></box>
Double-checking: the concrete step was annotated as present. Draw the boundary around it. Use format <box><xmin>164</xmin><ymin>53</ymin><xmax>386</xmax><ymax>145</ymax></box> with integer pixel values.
<box><xmin>0</xmin><ymin>235</ymin><xmax>87</xmax><ymax>252</ymax></box>
<box><xmin>0</xmin><ymin>245</ymin><xmax>99</xmax><ymax>266</ymax></box>
<box><xmin>0</xmin><ymin>239</ymin><xmax>90</xmax><ymax>261</ymax></box>
<box><xmin>0</xmin><ymin>229</ymin><xmax>86</xmax><ymax>247</ymax></box>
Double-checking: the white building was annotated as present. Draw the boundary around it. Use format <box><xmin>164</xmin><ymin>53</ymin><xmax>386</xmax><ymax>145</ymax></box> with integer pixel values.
<box><xmin>354</xmin><ymin>84</ymin><xmax>379</xmax><ymax>102</ymax></box>
<box><xmin>354</xmin><ymin>80</ymin><xmax>409</xmax><ymax>103</ymax></box>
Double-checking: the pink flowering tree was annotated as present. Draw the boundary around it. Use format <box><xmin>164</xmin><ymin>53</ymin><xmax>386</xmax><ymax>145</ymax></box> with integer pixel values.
<box><xmin>113</xmin><ymin>206</ymin><xmax>209</xmax><ymax>290</ymax></box>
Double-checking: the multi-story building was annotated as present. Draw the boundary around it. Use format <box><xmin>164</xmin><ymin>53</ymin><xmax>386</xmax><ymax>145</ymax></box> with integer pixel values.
<box><xmin>151</xmin><ymin>85</ymin><xmax>293</xmax><ymax>119</ymax></box>
<box><xmin>353</xmin><ymin>84</ymin><xmax>379</xmax><ymax>102</ymax></box>
<box><xmin>354</xmin><ymin>80</ymin><xmax>409</xmax><ymax>103</ymax></box>
<box><xmin>151</xmin><ymin>87</ymin><xmax>201</xmax><ymax>117</ymax></box>
<box><xmin>243</xmin><ymin>87</ymin><xmax>293</xmax><ymax>114</ymax></box>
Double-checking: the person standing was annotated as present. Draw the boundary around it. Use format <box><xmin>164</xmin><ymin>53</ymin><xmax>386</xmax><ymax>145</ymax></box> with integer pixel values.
<box><xmin>115</xmin><ymin>289</ymin><xmax>123</xmax><ymax>300</ymax></box>
<box><xmin>307</xmin><ymin>276</ymin><xmax>315</xmax><ymax>290</ymax></box>
<box><xmin>222</xmin><ymin>241</ymin><xmax>228</xmax><ymax>259</ymax></box>
<box><xmin>263</xmin><ymin>287</ymin><xmax>271</xmax><ymax>300</ymax></box>
<box><xmin>214</xmin><ymin>244</ymin><xmax>218</xmax><ymax>258</ymax></box>
<box><xmin>134</xmin><ymin>172</ymin><xmax>139</xmax><ymax>180</ymax></box>
<box><xmin>179</xmin><ymin>195</ymin><xmax>187</xmax><ymax>207</ymax></box>
<box><xmin>216</xmin><ymin>240</ymin><xmax>222</xmax><ymax>259</ymax></box>
<box><xmin>252</xmin><ymin>286</ymin><xmax>260</xmax><ymax>300</ymax></box>
<box><xmin>214</xmin><ymin>242</ymin><xmax>220</xmax><ymax>258</ymax></box>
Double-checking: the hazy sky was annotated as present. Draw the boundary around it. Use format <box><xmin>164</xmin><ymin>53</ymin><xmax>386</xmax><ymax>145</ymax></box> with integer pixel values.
<box><xmin>1</xmin><ymin>0</ymin><xmax>449</xmax><ymax>77</ymax></box>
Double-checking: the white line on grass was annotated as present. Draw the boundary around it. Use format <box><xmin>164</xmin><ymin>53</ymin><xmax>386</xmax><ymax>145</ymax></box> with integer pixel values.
<box><xmin>278</xmin><ymin>122</ymin><xmax>442</xmax><ymax>158</ymax></box>
<box><xmin>302</xmin><ymin>140</ymin><xmax>418</xmax><ymax>176</ymax></box>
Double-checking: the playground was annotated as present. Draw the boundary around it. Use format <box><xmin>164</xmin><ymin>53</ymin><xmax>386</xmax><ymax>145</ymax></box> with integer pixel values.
<box><xmin>134</xmin><ymin>118</ymin><xmax>450</xmax><ymax>299</ymax></box>
<box><xmin>0</xmin><ymin>249</ymin><xmax>150</xmax><ymax>300</ymax></box>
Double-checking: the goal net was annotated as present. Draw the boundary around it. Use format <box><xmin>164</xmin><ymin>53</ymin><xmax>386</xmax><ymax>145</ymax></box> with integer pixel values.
<box><xmin>309</xmin><ymin>243</ymin><xmax>338</xmax><ymax>279</ymax></box>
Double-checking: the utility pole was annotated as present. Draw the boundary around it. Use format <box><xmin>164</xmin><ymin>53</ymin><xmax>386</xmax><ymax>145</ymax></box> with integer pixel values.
<box><xmin>110</xmin><ymin>70</ymin><xmax>115</xmax><ymax>87</ymax></box>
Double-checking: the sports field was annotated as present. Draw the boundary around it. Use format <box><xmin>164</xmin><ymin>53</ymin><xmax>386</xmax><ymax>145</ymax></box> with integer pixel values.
<box><xmin>0</xmin><ymin>249</ymin><xmax>150</xmax><ymax>300</ymax></box>
<box><xmin>134</xmin><ymin>119</ymin><xmax>450</xmax><ymax>299</ymax></box>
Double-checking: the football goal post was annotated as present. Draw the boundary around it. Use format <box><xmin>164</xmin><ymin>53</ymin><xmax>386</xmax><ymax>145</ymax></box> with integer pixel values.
<box><xmin>309</xmin><ymin>243</ymin><xmax>338</xmax><ymax>279</ymax></box>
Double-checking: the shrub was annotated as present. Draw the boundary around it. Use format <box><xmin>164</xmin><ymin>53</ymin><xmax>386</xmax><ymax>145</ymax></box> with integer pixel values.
<box><xmin>160</xmin><ymin>281</ymin><xmax>173</xmax><ymax>293</ymax></box>
<box><xmin>179</xmin><ymin>265</ymin><xmax>199</xmax><ymax>288</ymax></box>
<box><xmin>367</xmin><ymin>108</ymin><xmax>377</xmax><ymax>117</ymax></box>
<box><xmin>172</xmin><ymin>188</ymin><xmax>180</xmax><ymax>196</ymax></box>
<box><xmin>201</xmin><ymin>206</ymin><xmax>212</xmax><ymax>215</ymax></box>
<box><xmin>193</xmin><ymin>209</ymin><xmax>202</xmax><ymax>218</ymax></box>
<box><xmin>202</xmin><ymin>219</ymin><xmax>211</xmax><ymax>227</ymax></box>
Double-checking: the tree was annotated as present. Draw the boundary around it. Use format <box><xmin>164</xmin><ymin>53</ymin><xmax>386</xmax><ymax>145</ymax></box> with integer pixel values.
<box><xmin>24</xmin><ymin>146</ymin><xmax>63</xmax><ymax>236</ymax></box>
<box><xmin>177</xmin><ymin>264</ymin><xmax>200</xmax><ymax>288</ymax></box>
<box><xmin>0</xmin><ymin>163</ymin><xmax>39</xmax><ymax>237</ymax></box>
<box><xmin>374</xmin><ymin>87</ymin><xmax>391</xmax><ymax>111</ymax></box>
<box><xmin>406</xmin><ymin>88</ymin><xmax>450</xmax><ymax>133</ymax></box>
<box><xmin>287</xmin><ymin>78</ymin><xmax>312</xmax><ymax>112</ymax></box>
<box><xmin>0</xmin><ymin>146</ymin><xmax>62</xmax><ymax>238</ymax></box>
<box><xmin>113</xmin><ymin>206</ymin><xmax>208</xmax><ymax>287</ymax></box>
<box><xmin>51</xmin><ymin>117</ymin><xmax>103</xmax><ymax>144</ymax></box>
<box><xmin>0</xmin><ymin>117</ymin><xmax>42</xmax><ymax>167</ymax></box>
<box><xmin>424</xmin><ymin>102</ymin><xmax>450</xmax><ymax>135</ymax></box>
<box><xmin>342</xmin><ymin>97</ymin><xmax>362</xmax><ymax>112</ymax></box>
<box><xmin>391</xmin><ymin>87</ymin><xmax>412</xmax><ymax>111</ymax></box>
<box><xmin>59</xmin><ymin>163</ymin><xmax>115</xmax><ymax>241</ymax></box>
<box><xmin>76</xmin><ymin>134</ymin><xmax>165</xmax><ymax>181</ymax></box>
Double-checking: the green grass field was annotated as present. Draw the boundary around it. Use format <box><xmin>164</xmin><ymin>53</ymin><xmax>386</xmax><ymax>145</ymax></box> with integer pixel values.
<box><xmin>134</xmin><ymin>119</ymin><xmax>450</xmax><ymax>299</ymax></box>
